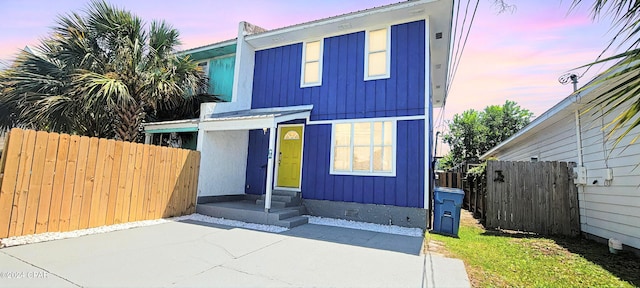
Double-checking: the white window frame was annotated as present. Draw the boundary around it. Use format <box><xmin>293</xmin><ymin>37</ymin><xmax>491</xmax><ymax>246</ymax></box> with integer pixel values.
<box><xmin>330</xmin><ymin>119</ymin><xmax>397</xmax><ymax>177</ymax></box>
<box><xmin>300</xmin><ymin>39</ymin><xmax>324</xmax><ymax>87</ymax></box>
<box><xmin>364</xmin><ymin>27</ymin><xmax>391</xmax><ymax>81</ymax></box>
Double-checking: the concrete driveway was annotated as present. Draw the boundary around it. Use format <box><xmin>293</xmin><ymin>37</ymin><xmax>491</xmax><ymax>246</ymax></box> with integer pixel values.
<box><xmin>0</xmin><ymin>220</ymin><xmax>469</xmax><ymax>287</ymax></box>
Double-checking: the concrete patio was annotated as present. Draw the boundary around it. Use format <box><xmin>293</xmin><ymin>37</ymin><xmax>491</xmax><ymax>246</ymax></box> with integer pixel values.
<box><xmin>0</xmin><ymin>219</ymin><xmax>470</xmax><ymax>287</ymax></box>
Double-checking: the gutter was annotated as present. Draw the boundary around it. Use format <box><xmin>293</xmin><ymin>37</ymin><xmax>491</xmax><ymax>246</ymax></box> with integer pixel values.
<box><xmin>479</xmin><ymin>92</ymin><xmax>584</xmax><ymax>160</ymax></box>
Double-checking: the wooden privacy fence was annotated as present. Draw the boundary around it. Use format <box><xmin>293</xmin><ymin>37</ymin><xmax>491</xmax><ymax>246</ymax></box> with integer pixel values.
<box><xmin>436</xmin><ymin>172</ymin><xmax>485</xmax><ymax>219</ymax></box>
<box><xmin>0</xmin><ymin>128</ymin><xmax>200</xmax><ymax>238</ymax></box>
<box><xmin>436</xmin><ymin>172</ymin><xmax>463</xmax><ymax>189</ymax></box>
<box><xmin>485</xmin><ymin>161</ymin><xmax>580</xmax><ymax>236</ymax></box>
<box><xmin>465</xmin><ymin>173</ymin><xmax>486</xmax><ymax>219</ymax></box>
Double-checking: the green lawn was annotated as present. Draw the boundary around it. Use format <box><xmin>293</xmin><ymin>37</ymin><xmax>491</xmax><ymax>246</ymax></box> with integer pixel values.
<box><xmin>428</xmin><ymin>213</ymin><xmax>639</xmax><ymax>287</ymax></box>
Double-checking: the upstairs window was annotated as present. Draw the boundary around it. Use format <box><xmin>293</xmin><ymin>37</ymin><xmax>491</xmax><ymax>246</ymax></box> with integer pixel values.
<box><xmin>197</xmin><ymin>61</ymin><xmax>209</xmax><ymax>78</ymax></box>
<box><xmin>331</xmin><ymin>120</ymin><xmax>395</xmax><ymax>176</ymax></box>
<box><xmin>365</xmin><ymin>27</ymin><xmax>390</xmax><ymax>80</ymax></box>
<box><xmin>301</xmin><ymin>40</ymin><xmax>323</xmax><ymax>87</ymax></box>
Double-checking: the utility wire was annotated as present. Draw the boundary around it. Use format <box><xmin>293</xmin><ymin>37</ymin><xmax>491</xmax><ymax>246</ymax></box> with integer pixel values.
<box><xmin>447</xmin><ymin>0</ymin><xmax>469</xmax><ymax>89</ymax></box>
<box><xmin>447</xmin><ymin>0</ymin><xmax>463</xmax><ymax>85</ymax></box>
<box><xmin>447</xmin><ymin>0</ymin><xmax>480</xmax><ymax>94</ymax></box>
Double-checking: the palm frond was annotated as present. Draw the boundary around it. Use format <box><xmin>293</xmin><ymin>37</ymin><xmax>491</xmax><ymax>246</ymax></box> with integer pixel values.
<box><xmin>72</xmin><ymin>71</ymin><xmax>132</xmax><ymax>109</ymax></box>
<box><xmin>572</xmin><ymin>1</ymin><xmax>640</xmax><ymax>147</ymax></box>
<box><xmin>0</xmin><ymin>0</ymin><xmax>208</xmax><ymax>141</ymax></box>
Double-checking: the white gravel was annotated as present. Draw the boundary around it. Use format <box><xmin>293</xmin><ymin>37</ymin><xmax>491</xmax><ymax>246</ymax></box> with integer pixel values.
<box><xmin>0</xmin><ymin>214</ymin><xmax>287</xmax><ymax>248</ymax></box>
<box><xmin>181</xmin><ymin>213</ymin><xmax>288</xmax><ymax>233</ymax></box>
<box><xmin>305</xmin><ymin>216</ymin><xmax>424</xmax><ymax>237</ymax></box>
<box><xmin>1</xmin><ymin>214</ymin><xmax>423</xmax><ymax>248</ymax></box>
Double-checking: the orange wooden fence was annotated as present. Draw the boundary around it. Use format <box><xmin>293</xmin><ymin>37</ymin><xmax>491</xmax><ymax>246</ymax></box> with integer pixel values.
<box><xmin>0</xmin><ymin>128</ymin><xmax>200</xmax><ymax>238</ymax></box>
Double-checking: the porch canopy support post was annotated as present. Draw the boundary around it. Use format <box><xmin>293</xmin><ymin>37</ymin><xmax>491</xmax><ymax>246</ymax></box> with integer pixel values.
<box><xmin>264</xmin><ymin>123</ymin><xmax>277</xmax><ymax>212</ymax></box>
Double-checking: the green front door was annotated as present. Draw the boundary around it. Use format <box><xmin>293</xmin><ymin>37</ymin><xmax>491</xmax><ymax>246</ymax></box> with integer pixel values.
<box><xmin>277</xmin><ymin>125</ymin><xmax>303</xmax><ymax>188</ymax></box>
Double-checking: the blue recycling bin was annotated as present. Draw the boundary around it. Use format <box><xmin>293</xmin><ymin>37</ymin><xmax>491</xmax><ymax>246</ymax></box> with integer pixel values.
<box><xmin>433</xmin><ymin>187</ymin><xmax>465</xmax><ymax>237</ymax></box>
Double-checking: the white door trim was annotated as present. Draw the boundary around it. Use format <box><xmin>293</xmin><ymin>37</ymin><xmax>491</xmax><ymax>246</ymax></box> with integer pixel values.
<box><xmin>274</xmin><ymin>123</ymin><xmax>305</xmax><ymax>191</ymax></box>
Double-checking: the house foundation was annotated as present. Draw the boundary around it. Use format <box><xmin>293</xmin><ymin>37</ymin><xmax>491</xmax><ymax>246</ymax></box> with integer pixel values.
<box><xmin>303</xmin><ymin>199</ymin><xmax>428</xmax><ymax>230</ymax></box>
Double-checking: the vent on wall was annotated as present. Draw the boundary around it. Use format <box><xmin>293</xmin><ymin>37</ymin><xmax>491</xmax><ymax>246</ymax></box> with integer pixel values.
<box><xmin>435</xmin><ymin>32</ymin><xmax>443</xmax><ymax>39</ymax></box>
<box><xmin>337</xmin><ymin>23</ymin><xmax>351</xmax><ymax>30</ymax></box>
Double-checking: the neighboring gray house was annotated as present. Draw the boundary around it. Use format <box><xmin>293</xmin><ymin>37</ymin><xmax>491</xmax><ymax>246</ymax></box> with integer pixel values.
<box><xmin>481</xmin><ymin>71</ymin><xmax>640</xmax><ymax>252</ymax></box>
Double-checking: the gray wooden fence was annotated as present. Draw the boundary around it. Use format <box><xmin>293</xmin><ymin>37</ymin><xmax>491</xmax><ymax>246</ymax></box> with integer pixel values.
<box><xmin>485</xmin><ymin>161</ymin><xmax>580</xmax><ymax>236</ymax></box>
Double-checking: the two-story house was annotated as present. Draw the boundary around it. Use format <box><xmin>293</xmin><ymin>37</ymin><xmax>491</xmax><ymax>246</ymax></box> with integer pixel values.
<box><xmin>146</xmin><ymin>0</ymin><xmax>453</xmax><ymax>229</ymax></box>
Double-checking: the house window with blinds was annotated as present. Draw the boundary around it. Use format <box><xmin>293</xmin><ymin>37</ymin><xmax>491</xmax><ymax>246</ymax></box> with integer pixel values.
<box><xmin>331</xmin><ymin>120</ymin><xmax>395</xmax><ymax>176</ymax></box>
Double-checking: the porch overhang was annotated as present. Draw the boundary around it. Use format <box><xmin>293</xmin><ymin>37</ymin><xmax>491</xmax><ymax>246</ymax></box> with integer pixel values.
<box><xmin>198</xmin><ymin>105</ymin><xmax>313</xmax><ymax>213</ymax></box>
<box><xmin>199</xmin><ymin>105</ymin><xmax>313</xmax><ymax>131</ymax></box>
<box><xmin>143</xmin><ymin>118</ymin><xmax>199</xmax><ymax>133</ymax></box>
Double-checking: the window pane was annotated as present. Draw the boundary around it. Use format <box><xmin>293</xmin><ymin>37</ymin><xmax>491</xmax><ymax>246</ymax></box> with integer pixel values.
<box><xmin>305</xmin><ymin>41</ymin><xmax>320</xmax><ymax>62</ymax></box>
<box><xmin>373</xmin><ymin>122</ymin><xmax>383</xmax><ymax>145</ymax></box>
<box><xmin>304</xmin><ymin>61</ymin><xmax>320</xmax><ymax>83</ymax></box>
<box><xmin>383</xmin><ymin>146</ymin><xmax>392</xmax><ymax>171</ymax></box>
<box><xmin>334</xmin><ymin>147</ymin><xmax>350</xmax><ymax>171</ymax></box>
<box><xmin>197</xmin><ymin>62</ymin><xmax>209</xmax><ymax>77</ymax></box>
<box><xmin>384</xmin><ymin>122</ymin><xmax>392</xmax><ymax>145</ymax></box>
<box><xmin>353</xmin><ymin>122</ymin><xmax>371</xmax><ymax>145</ymax></box>
<box><xmin>335</xmin><ymin>123</ymin><xmax>351</xmax><ymax>146</ymax></box>
<box><xmin>369</xmin><ymin>29</ymin><xmax>387</xmax><ymax>52</ymax></box>
<box><xmin>368</xmin><ymin>52</ymin><xmax>386</xmax><ymax>76</ymax></box>
<box><xmin>353</xmin><ymin>147</ymin><xmax>371</xmax><ymax>171</ymax></box>
<box><xmin>373</xmin><ymin>146</ymin><xmax>383</xmax><ymax>171</ymax></box>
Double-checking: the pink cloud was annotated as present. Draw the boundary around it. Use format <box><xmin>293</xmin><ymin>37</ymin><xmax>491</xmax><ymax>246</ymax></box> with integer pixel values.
<box><xmin>508</xmin><ymin>11</ymin><xmax>592</xmax><ymax>32</ymax></box>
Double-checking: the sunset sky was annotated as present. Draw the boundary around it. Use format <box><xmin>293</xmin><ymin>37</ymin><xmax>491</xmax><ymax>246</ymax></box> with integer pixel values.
<box><xmin>0</xmin><ymin>0</ymin><xmax>619</xmax><ymax>152</ymax></box>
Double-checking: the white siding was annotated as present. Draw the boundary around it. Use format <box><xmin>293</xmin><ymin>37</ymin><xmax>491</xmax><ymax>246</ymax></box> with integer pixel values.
<box><xmin>579</xmin><ymin>106</ymin><xmax>640</xmax><ymax>250</ymax></box>
<box><xmin>492</xmin><ymin>112</ymin><xmax>577</xmax><ymax>162</ymax></box>
<box><xmin>197</xmin><ymin>130</ymin><xmax>249</xmax><ymax>197</ymax></box>
<box><xmin>490</xmin><ymin>104</ymin><xmax>640</xmax><ymax>250</ymax></box>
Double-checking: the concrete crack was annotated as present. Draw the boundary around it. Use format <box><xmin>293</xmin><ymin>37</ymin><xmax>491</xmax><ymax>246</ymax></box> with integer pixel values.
<box><xmin>222</xmin><ymin>265</ymin><xmax>296</xmax><ymax>287</ymax></box>
<box><xmin>0</xmin><ymin>250</ymin><xmax>83</xmax><ymax>287</ymax></box>
<box><xmin>233</xmin><ymin>237</ymin><xmax>287</xmax><ymax>259</ymax></box>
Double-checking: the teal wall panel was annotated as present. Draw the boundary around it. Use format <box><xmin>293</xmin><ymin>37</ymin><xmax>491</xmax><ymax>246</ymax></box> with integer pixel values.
<box><xmin>208</xmin><ymin>55</ymin><xmax>235</xmax><ymax>102</ymax></box>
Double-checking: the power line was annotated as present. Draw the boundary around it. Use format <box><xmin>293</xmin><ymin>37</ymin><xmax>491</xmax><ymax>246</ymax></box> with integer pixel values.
<box><xmin>447</xmin><ymin>0</ymin><xmax>480</xmax><ymax>94</ymax></box>
<box><xmin>447</xmin><ymin>0</ymin><xmax>469</xmax><ymax>89</ymax></box>
<box><xmin>447</xmin><ymin>0</ymin><xmax>463</xmax><ymax>84</ymax></box>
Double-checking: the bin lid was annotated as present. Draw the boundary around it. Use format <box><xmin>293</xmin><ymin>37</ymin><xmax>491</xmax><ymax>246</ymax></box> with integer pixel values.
<box><xmin>434</xmin><ymin>187</ymin><xmax>464</xmax><ymax>195</ymax></box>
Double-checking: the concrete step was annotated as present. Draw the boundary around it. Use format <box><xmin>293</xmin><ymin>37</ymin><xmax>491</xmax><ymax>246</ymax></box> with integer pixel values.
<box><xmin>275</xmin><ymin>216</ymin><xmax>308</xmax><ymax>228</ymax></box>
<box><xmin>277</xmin><ymin>209</ymin><xmax>301</xmax><ymax>220</ymax></box>
<box><xmin>196</xmin><ymin>201</ymin><xmax>307</xmax><ymax>228</ymax></box>
<box><xmin>272</xmin><ymin>190</ymin><xmax>299</xmax><ymax>197</ymax></box>
<box><xmin>256</xmin><ymin>199</ymin><xmax>297</xmax><ymax>208</ymax></box>
<box><xmin>259</xmin><ymin>194</ymin><xmax>295</xmax><ymax>203</ymax></box>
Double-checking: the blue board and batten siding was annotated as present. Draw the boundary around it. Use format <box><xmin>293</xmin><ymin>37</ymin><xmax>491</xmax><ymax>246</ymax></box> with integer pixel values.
<box><xmin>251</xmin><ymin>20</ymin><xmax>426</xmax><ymax>119</ymax></box>
<box><xmin>245</xmin><ymin>121</ymin><xmax>425</xmax><ymax>208</ymax></box>
<box><xmin>246</xmin><ymin>20</ymin><xmax>428</xmax><ymax>208</ymax></box>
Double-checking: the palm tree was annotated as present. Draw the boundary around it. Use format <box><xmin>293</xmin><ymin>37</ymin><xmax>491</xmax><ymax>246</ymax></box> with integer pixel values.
<box><xmin>0</xmin><ymin>0</ymin><xmax>209</xmax><ymax>141</ymax></box>
<box><xmin>572</xmin><ymin>0</ymin><xmax>640</xmax><ymax>146</ymax></box>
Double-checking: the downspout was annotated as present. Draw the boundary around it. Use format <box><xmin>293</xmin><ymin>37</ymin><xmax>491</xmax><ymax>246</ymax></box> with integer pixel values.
<box><xmin>575</xmin><ymin>110</ymin><xmax>583</xmax><ymax>167</ymax></box>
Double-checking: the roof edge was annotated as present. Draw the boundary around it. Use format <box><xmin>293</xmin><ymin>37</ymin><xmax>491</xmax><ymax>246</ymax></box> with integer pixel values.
<box><xmin>244</xmin><ymin>0</ymin><xmax>438</xmax><ymax>42</ymax></box>
<box><xmin>480</xmin><ymin>60</ymin><xmax>631</xmax><ymax>160</ymax></box>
